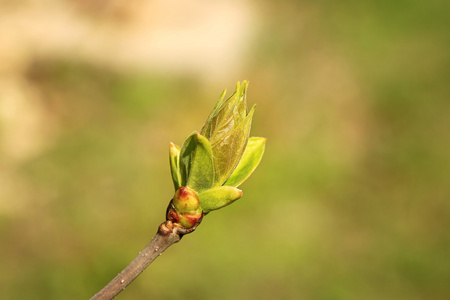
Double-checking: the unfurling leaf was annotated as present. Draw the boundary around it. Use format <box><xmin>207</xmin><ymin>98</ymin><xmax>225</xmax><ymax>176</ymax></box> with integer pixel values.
<box><xmin>167</xmin><ymin>81</ymin><xmax>266</xmax><ymax>229</ymax></box>
<box><xmin>211</xmin><ymin>105</ymin><xmax>255</xmax><ymax>186</ymax></box>
<box><xmin>224</xmin><ymin>137</ymin><xmax>266</xmax><ymax>187</ymax></box>
<box><xmin>169</xmin><ymin>142</ymin><xmax>182</xmax><ymax>191</ymax></box>
<box><xmin>179</xmin><ymin>132</ymin><xmax>215</xmax><ymax>193</ymax></box>
<box><xmin>198</xmin><ymin>186</ymin><xmax>243</xmax><ymax>213</ymax></box>
<box><xmin>201</xmin><ymin>81</ymin><xmax>248</xmax><ymax>145</ymax></box>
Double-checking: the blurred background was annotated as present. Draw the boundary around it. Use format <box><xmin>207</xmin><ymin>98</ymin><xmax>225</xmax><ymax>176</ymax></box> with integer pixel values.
<box><xmin>1</xmin><ymin>0</ymin><xmax>449</xmax><ymax>299</ymax></box>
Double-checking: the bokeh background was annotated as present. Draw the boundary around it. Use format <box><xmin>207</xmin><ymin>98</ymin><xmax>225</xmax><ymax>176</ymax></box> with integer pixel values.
<box><xmin>1</xmin><ymin>0</ymin><xmax>449</xmax><ymax>299</ymax></box>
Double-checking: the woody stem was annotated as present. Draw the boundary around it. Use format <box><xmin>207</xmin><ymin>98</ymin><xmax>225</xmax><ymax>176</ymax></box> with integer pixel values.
<box><xmin>90</xmin><ymin>221</ymin><xmax>183</xmax><ymax>300</ymax></box>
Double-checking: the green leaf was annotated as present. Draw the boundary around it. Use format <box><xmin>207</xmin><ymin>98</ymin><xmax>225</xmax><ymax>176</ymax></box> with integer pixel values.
<box><xmin>198</xmin><ymin>186</ymin><xmax>243</xmax><ymax>213</ymax></box>
<box><xmin>232</xmin><ymin>81</ymin><xmax>248</xmax><ymax>124</ymax></box>
<box><xmin>169</xmin><ymin>142</ymin><xmax>182</xmax><ymax>191</ymax></box>
<box><xmin>224</xmin><ymin>137</ymin><xmax>266</xmax><ymax>187</ymax></box>
<box><xmin>200</xmin><ymin>88</ymin><xmax>228</xmax><ymax>139</ymax></box>
<box><xmin>211</xmin><ymin>105</ymin><xmax>255</xmax><ymax>186</ymax></box>
<box><xmin>179</xmin><ymin>132</ymin><xmax>215</xmax><ymax>192</ymax></box>
<box><xmin>210</xmin><ymin>89</ymin><xmax>228</xmax><ymax>120</ymax></box>
<box><xmin>200</xmin><ymin>81</ymin><xmax>248</xmax><ymax>143</ymax></box>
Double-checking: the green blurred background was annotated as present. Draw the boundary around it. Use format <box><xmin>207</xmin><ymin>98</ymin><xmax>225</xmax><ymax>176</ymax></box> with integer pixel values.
<box><xmin>1</xmin><ymin>0</ymin><xmax>449</xmax><ymax>299</ymax></box>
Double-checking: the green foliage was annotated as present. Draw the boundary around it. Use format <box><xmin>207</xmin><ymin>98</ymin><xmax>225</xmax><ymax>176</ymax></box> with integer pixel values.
<box><xmin>198</xmin><ymin>186</ymin><xmax>243</xmax><ymax>213</ymax></box>
<box><xmin>170</xmin><ymin>82</ymin><xmax>265</xmax><ymax>215</ymax></box>
<box><xmin>224</xmin><ymin>137</ymin><xmax>267</xmax><ymax>187</ymax></box>
<box><xmin>212</xmin><ymin>105</ymin><xmax>255</xmax><ymax>187</ymax></box>
<box><xmin>169</xmin><ymin>143</ymin><xmax>182</xmax><ymax>191</ymax></box>
<box><xmin>201</xmin><ymin>82</ymin><xmax>256</xmax><ymax>186</ymax></box>
<box><xmin>179</xmin><ymin>132</ymin><xmax>215</xmax><ymax>193</ymax></box>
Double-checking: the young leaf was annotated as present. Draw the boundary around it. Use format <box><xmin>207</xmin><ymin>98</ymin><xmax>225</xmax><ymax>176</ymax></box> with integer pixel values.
<box><xmin>208</xmin><ymin>82</ymin><xmax>248</xmax><ymax>143</ymax></box>
<box><xmin>200</xmin><ymin>89</ymin><xmax>227</xmax><ymax>138</ymax></box>
<box><xmin>212</xmin><ymin>105</ymin><xmax>255</xmax><ymax>186</ymax></box>
<box><xmin>179</xmin><ymin>132</ymin><xmax>215</xmax><ymax>192</ymax></box>
<box><xmin>201</xmin><ymin>81</ymin><xmax>248</xmax><ymax>143</ymax></box>
<box><xmin>169</xmin><ymin>142</ymin><xmax>182</xmax><ymax>191</ymax></box>
<box><xmin>224</xmin><ymin>137</ymin><xmax>266</xmax><ymax>187</ymax></box>
<box><xmin>198</xmin><ymin>186</ymin><xmax>243</xmax><ymax>213</ymax></box>
<box><xmin>232</xmin><ymin>81</ymin><xmax>248</xmax><ymax>124</ymax></box>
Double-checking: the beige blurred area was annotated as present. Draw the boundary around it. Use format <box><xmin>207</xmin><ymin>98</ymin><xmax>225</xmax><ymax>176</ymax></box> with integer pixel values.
<box><xmin>0</xmin><ymin>0</ymin><xmax>256</xmax><ymax>77</ymax></box>
<box><xmin>0</xmin><ymin>0</ymin><xmax>257</xmax><ymax>212</ymax></box>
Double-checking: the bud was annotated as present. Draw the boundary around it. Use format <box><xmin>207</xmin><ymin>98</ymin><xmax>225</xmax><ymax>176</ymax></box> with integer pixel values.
<box><xmin>165</xmin><ymin>81</ymin><xmax>266</xmax><ymax>230</ymax></box>
<box><xmin>166</xmin><ymin>202</ymin><xmax>203</xmax><ymax>229</ymax></box>
<box><xmin>173</xmin><ymin>186</ymin><xmax>200</xmax><ymax>213</ymax></box>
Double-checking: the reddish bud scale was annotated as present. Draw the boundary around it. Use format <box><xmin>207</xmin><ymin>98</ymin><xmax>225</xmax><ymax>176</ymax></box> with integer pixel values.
<box><xmin>166</xmin><ymin>201</ymin><xmax>203</xmax><ymax>229</ymax></box>
<box><xmin>173</xmin><ymin>186</ymin><xmax>200</xmax><ymax>213</ymax></box>
<box><xmin>167</xmin><ymin>207</ymin><xmax>180</xmax><ymax>223</ymax></box>
<box><xmin>179</xmin><ymin>212</ymin><xmax>203</xmax><ymax>228</ymax></box>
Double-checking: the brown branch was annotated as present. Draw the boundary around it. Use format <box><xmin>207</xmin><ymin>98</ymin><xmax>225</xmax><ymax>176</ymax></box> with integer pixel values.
<box><xmin>90</xmin><ymin>221</ymin><xmax>188</xmax><ymax>300</ymax></box>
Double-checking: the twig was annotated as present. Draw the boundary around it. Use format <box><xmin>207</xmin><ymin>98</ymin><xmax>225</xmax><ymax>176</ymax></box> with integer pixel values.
<box><xmin>90</xmin><ymin>221</ymin><xmax>189</xmax><ymax>300</ymax></box>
